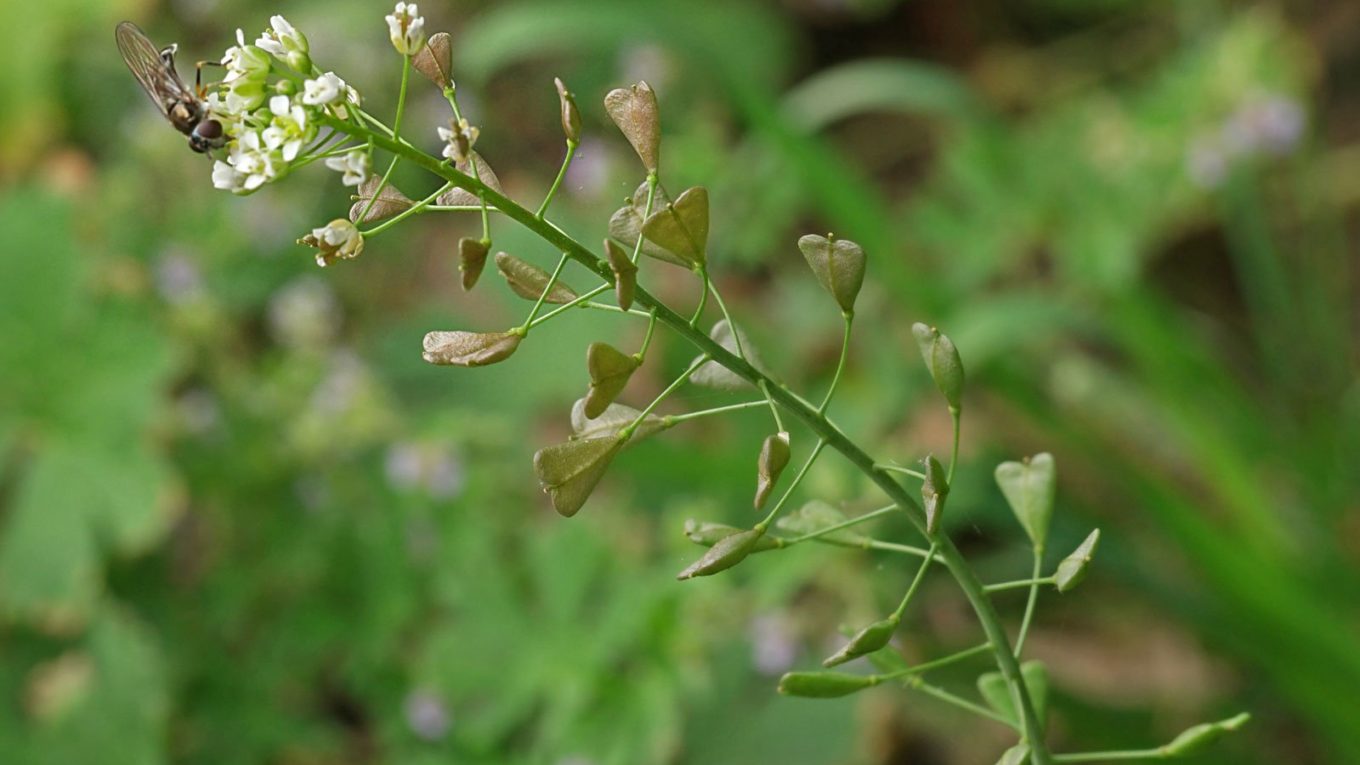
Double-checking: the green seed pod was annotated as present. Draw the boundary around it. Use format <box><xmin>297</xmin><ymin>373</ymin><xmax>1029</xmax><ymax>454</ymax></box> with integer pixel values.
<box><xmin>349</xmin><ymin>177</ymin><xmax>414</xmax><ymax>224</ymax></box>
<box><xmin>676</xmin><ymin>528</ymin><xmax>764</xmax><ymax>580</ymax></box>
<box><xmin>777</xmin><ymin>671</ymin><xmax>878</xmax><ymax>698</ymax></box>
<box><xmin>274</xmin><ymin>79</ymin><xmax>297</xmax><ymax>96</ymax></box>
<box><xmin>996</xmin><ymin>743</ymin><xmax>1029</xmax><ymax>765</ymax></box>
<box><xmin>1163</xmin><ymin>713</ymin><xmax>1250</xmax><ymax>756</ymax></box>
<box><xmin>977</xmin><ymin>661</ymin><xmax>1049</xmax><ymax>729</ymax></box>
<box><xmin>571</xmin><ymin>398</ymin><xmax>669</xmax><ymax>442</ymax></box>
<box><xmin>457</xmin><ymin>238</ymin><xmax>490</xmax><ymax>291</ymax></box>
<box><xmin>753</xmin><ymin>432</ymin><xmax>791</xmax><ymax>510</ymax></box>
<box><xmin>683</xmin><ymin>520</ymin><xmax>781</xmax><ymax>552</ymax></box>
<box><xmin>413</xmin><ymin>32</ymin><xmax>453</xmax><ymax>89</ymax></box>
<box><xmin>494</xmin><ymin>252</ymin><xmax>578</xmax><ymax>304</ymax></box>
<box><xmin>641</xmin><ymin>187</ymin><xmax>708</xmax><ymax>269</ymax></box>
<box><xmin>584</xmin><ymin>342</ymin><xmax>640</xmax><ymax>419</ymax></box>
<box><xmin>691</xmin><ymin>319</ymin><xmax>764</xmax><ymax>390</ymax></box>
<box><xmin>822</xmin><ymin>616</ymin><xmax>898</xmax><ymax>668</ymax></box>
<box><xmin>603</xmin><ymin>81</ymin><xmax>660</xmax><ymax>172</ymax></box>
<box><xmin>285</xmin><ymin>50</ymin><xmax>311</xmax><ymax>74</ymax></box>
<box><xmin>797</xmin><ymin>233</ymin><xmax>865</xmax><ymax>315</ymax></box>
<box><xmin>421</xmin><ymin>329</ymin><xmax>522</xmax><ymax>367</ymax></box>
<box><xmin>921</xmin><ymin>454</ymin><xmax>949</xmax><ymax>535</ymax></box>
<box><xmin>994</xmin><ymin>453</ymin><xmax>1056</xmax><ymax>549</ymax></box>
<box><xmin>608</xmin><ymin>182</ymin><xmax>678</xmax><ymax>266</ymax></box>
<box><xmin>1054</xmin><ymin>529</ymin><xmax>1100</xmax><ymax>593</ymax></box>
<box><xmin>554</xmin><ymin>77</ymin><xmax>581</xmax><ymax>144</ymax></box>
<box><xmin>911</xmin><ymin>323</ymin><xmax>965</xmax><ymax>411</ymax></box>
<box><xmin>603</xmin><ymin>239</ymin><xmax>638</xmax><ymax>311</ymax></box>
<box><xmin>533</xmin><ymin>436</ymin><xmax>624</xmax><ymax>517</ymax></box>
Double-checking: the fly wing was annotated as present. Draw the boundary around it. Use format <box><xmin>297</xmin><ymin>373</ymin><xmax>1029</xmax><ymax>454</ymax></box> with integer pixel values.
<box><xmin>115</xmin><ymin>21</ymin><xmax>194</xmax><ymax>117</ymax></box>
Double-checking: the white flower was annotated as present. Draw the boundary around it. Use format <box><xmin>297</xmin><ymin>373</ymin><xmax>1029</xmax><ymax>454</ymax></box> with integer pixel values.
<box><xmin>385</xmin><ymin>2</ymin><xmax>426</xmax><ymax>56</ymax></box>
<box><xmin>221</xmin><ymin>29</ymin><xmax>271</xmax><ymax>84</ymax></box>
<box><xmin>302</xmin><ymin>72</ymin><xmax>347</xmax><ymax>106</ymax></box>
<box><xmin>324</xmin><ymin>149</ymin><xmax>371</xmax><ymax>187</ymax></box>
<box><xmin>224</xmin><ymin>130</ymin><xmax>284</xmax><ymax>192</ymax></box>
<box><xmin>212</xmin><ymin>160</ymin><xmax>246</xmax><ymax>192</ymax></box>
<box><xmin>255</xmin><ymin>15</ymin><xmax>308</xmax><ymax>56</ymax></box>
<box><xmin>264</xmin><ymin>95</ymin><xmax>314</xmax><ymax>161</ymax></box>
<box><xmin>437</xmin><ymin>118</ymin><xmax>479</xmax><ymax>163</ymax></box>
<box><xmin>302</xmin><ymin>219</ymin><xmax>365</xmax><ymax>267</ymax></box>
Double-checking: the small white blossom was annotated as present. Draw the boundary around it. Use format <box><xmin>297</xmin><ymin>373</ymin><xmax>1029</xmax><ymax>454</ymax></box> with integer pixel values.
<box><xmin>255</xmin><ymin>15</ymin><xmax>308</xmax><ymax>57</ymax></box>
<box><xmin>324</xmin><ymin>149</ymin><xmax>371</xmax><ymax>187</ymax></box>
<box><xmin>385</xmin><ymin>2</ymin><xmax>426</xmax><ymax>56</ymax></box>
<box><xmin>211</xmin><ymin>160</ymin><xmax>247</xmax><ymax>192</ymax></box>
<box><xmin>302</xmin><ymin>72</ymin><xmax>347</xmax><ymax>106</ymax></box>
<box><xmin>221</xmin><ymin>29</ymin><xmax>271</xmax><ymax>84</ymax></box>
<box><xmin>225</xmin><ymin>130</ymin><xmax>285</xmax><ymax>192</ymax></box>
<box><xmin>302</xmin><ymin>219</ymin><xmax>365</xmax><ymax>267</ymax></box>
<box><xmin>437</xmin><ymin>118</ymin><xmax>479</xmax><ymax>164</ymax></box>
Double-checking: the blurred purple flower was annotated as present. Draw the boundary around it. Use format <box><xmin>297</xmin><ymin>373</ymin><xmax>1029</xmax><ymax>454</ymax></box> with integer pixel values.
<box><xmin>269</xmin><ymin>275</ymin><xmax>341</xmax><ymax>348</ymax></box>
<box><xmin>403</xmin><ymin>689</ymin><xmax>452</xmax><ymax>741</ymax></box>
<box><xmin>748</xmin><ymin>613</ymin><xmax>797</xmax><ymax>675</ymax></box>
<box><xmin>155</xmin><ymin>252</ymin><xmax>204</xmax><ymax>305</ymax></box>
<box><xmin>385</xmin><ymin>441</ymin><xmax>466</xmax><ymax>499</ymax></box>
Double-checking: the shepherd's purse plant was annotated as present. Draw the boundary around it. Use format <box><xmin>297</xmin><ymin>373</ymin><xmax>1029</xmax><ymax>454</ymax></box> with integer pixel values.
<box><xmin>122</xmin><ymin>8</ymin><xmax>1249</xmax><ymax>763</ymax></box>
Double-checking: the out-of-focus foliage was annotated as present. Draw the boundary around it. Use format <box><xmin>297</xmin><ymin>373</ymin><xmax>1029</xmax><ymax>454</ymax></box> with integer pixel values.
<box><xmin>0</xmin><ymin>0</ymin><xmax>1356</xmax><ymax>764</ymax></box>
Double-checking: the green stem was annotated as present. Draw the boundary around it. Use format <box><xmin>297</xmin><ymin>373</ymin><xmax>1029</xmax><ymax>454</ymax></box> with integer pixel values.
<box><xmin>663</xmin><ymin>400</ymin><xmax>766</xmax><ymax>425</ymax></box>
<box><xmin>362</xmin><ymin>182</ymin><xmax>451</xmax><ymax>237</ymax></box>
<box><xmin>536</xmin><ymin>139</ymin><xmax>578</xmax><ymax>218</ymax></box>
<box><xmin>707</xmin><ymin>271</ymin><xmax>783</xmax><ymax>432</ymax></box>
<box><xmin>580</xmin><ymin>302</ymin><xmax>651</xmax><ymax>318</ymax></box>
<box><xmin>688</xmin><ymin>267</ymin><xmax>709</xmax><ymax>327</ymax></box>
<box><xmin>875</xmin><ymin>463</ymin><xmax>927</xmax><ymax>480</ymax></box>
<box><xmin>783</xmin><ymin>504</ymin><xmax>900</xmax><ymax>546</ymax></box>
<box><xmin>758</xmin><ymin>380</ymin><xmax>786</xmax><ymax>432</ymax></box>
<box><xmin>635</xmin><ymin>309</ymin><xmax>659</xmax><ymax>361</ymax></box>
<box><xmin>890</xmin><ymin>542</ymin><xmax>938</xmax><ymax>621</ymax></box>
<box><xmin>356</xmin><ymin>55</ymin><xmax>411</xmax><ymax>223</ymax></box>
<box><xmin>443</xmin><ymin>87</ymin><xmax>491</xmax><ymax>241</ymax></box>
<box><xmin>631</xmin><ymin>173</ymin><xmax>658</xmax><ymax>264</ymax></box>
<box><xmin>985</xmin><ymin>577</ymin><xmax>1055</xmax><ymax>594</ymax></box>
<box><xmin>1053</xmin><ymin>750</ymin><xmax>1169</xmax><ymax>763</ymax></box>
<box><xmin>321</xmin><ymin>116</ymin><xmax>1056</xmax><ymax>765</ymax></box>
<box><xmin>526</xmin><ymin>284</ymin><xmax>612</xmax><ymax>329</ymax></box>
<box><xmin>906</xmin><ymin>677</ymin><xmax>1019</xmax><ymax>730</ymax></box>
<box><xmin>424</xmin><ymin>204</ymin><xmax>501</xmax><ymax>213</ymax></box>
<box><xmin>819</xmin><ymin>312</ymin><xmax>854</xmax><ymax>414</ymax></box>
<box><xmin>519</xmin><ymin>253</ymin><xmax>570</xmax><ymax>332</ymax></box>
<box><xmin>621</xmin><ymin>356</ymin><xmax>706</xmax><ymax>440</ymax></box>
<box><xmin>947</xmin><ymin>405</ymin><xmax>961</xmax><ymax>484</ymax></box>
<box><xmin>1014</xmin><ymin>547</ymin><xmax>1045</xmax><ymax>657</ymax></box>
<box><xmin>755</xmin><ymin>439</ymin><xmax>826</xmax><ymax>531</ymax></box>
<box><xmin>881</xmin><ymin>642</ymin><xmax>992</xmax><ymax>679</ymax></box>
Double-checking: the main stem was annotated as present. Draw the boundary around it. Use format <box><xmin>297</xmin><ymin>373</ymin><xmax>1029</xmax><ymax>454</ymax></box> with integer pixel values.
<box><xmin>325</xmin><ymin>117</ymin><xmax>1053</xmax><ymax>764</ymax></box>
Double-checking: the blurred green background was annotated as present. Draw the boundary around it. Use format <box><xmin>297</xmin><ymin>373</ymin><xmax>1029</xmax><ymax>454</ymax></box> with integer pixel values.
<box><xmin>1</xmin><ymin>0</ymin><xmax>1357</xmax><ymax>763</ymax></box>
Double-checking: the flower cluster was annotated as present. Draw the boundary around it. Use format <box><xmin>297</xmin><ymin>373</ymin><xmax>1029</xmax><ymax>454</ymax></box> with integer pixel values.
<box><xmin>208</xmin><ymin>17</ymin><xmax>362</xmax><ymax>195</ymax></box>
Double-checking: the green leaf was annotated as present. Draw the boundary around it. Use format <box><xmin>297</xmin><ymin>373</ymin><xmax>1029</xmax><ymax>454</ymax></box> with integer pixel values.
<box><xmin>675</xmin><ymin>528</ymin><xmax>765</xmax><ymax>580</ymax></box>
<box><xmin>533</xmin><ymin>436</ymin><xmax>623</xmax><ymax>517</ymax></box>
<box><xmin>494</xmin><ymin>252</ymin><xmax>578</xmax><ymax>304</ymax></box>
<box><xmin>911</xmin><ymin>322</ymin><xmax>965</xmax><ymax>411</ymax></box>
<box><xmin>994</xmin><ymin>453</ymin><xmax>1057</xmax><ymax>549</ymax></box>
<box><xmin>603</xmin><ymin>238</ymin><xmax>638</xmax><ymax>311</ymax></box>
<box><xmin>784</xmin><ymin>58</ymin><xmax>984</xmax><ymax>130</ymax></box>
<box><xmin>603</xmin><ymin>80</ymin><xmax>660</xmax><ymax>172</ymax></box>
<box><xmin>641</xmin><ymin>186</ymin><xmax>708</xmax><ymax>268</ymax></box>
<box><xmin>458</xmin><ymin>237</ymin><xmax>490</xmax><ymax>290</ymax></box>
<box><xmin>583</xmin><ymin>342</ymin><xmax>640</xmax><ymax>419</ymax></box>
<box><xmin>777</xmin><ymin>671</ymin><xmax>878</xmax><ymax>698</ymax></box>
<box><xmin>776</xmin><ymin>500</ymin><xmax>867</xmax><ymax>544</ymax></box>
<box><xmin>570</xmin><ymin>398</ymin><xmax>668</xmax><ymax>442</ymax></box>
<box><xmin>977</xmin><ymin>661</ymin><xmax>1049</xmax><ymax>729</ymax></box>
<box><xmin>422</xmin><ymin>329</ymin><xmax>523</xmax><ymax>367</ymax></box>
<box><xmin>822</xmin><ymin>617</ymin><xmax>898</xmax><ymax>668</ymax></box>
<box><xmin>1054</xmin><ymin>529</ymin><xmax>1100</xmax><ymax>593</ymax></box>
<box><xmin>921</xmin><ymin>454</ymin><xmax>949</xmax><ymax>534</ymax></box>
<box><xmin>754</xmin><ymin>432</ymin><xmax>791</xmax><ymax>510</ymax></box>
<box><xmin>797</xmin><ymin>233</ymin><xmax>865</xmax><ymax>314</ymax></box>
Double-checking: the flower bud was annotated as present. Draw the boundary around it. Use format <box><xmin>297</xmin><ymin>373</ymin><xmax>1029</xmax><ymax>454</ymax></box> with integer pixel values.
<box><xmin>1054</xmin><ymin>528</ymin><xmax>1099</xmax><ymax>593</ymax></box>
<box><xmin>286</xmin><ymin>50</ymin><xmax>311</xmax><ymax>74</ymax></box>
<box><xmin>1163</xmin><ymin>713</ymin><xmax>1250</xmax><ymax>756</ymax></box>
<box><xmin>994</xmin><ymin>453</ymin><xmax>1056</xmax><ymax>549</ymax></box>
<box><xmin>458</xmin><ymin>238</ymin><xmax>490</xmax><ymax>291</ymax></box>
<box><xmin>603</xmin><ymin>239</ymin><xmax>637</xmax><ymax>311</ymax></box>
<box><xmin>421</xmin><ymin>329</ymin><xmax>522</xmax><ymax>367</ymax></box>
<box><xmin>754</xmin><ymin>432</ymin><xmax>791</xmax><ymax>510</ymax></box>
<box><xmin>274</xmin><ymin>79</ymin><xmax>297</xmax><ymax>96</ymax></box>
<box><xmin>640</xmin><ymin>187</ymin><xmax>708</xmax><ymax>269</ymax></box>
<box><xmin>921</xmin><ymin>454</ymin><xmax>949</xmax><ymax>534</ymax></box>
<box><xmin>822</xmin><ymin>617</ymin><xmax>897</xmax><ymax>667</ymax></box>
<box><xmin>413</xmin><ymin>32</ymin><xmax>453</xmax><ymax>88</ymax></box>
<box><xmin>386</xmin><ymin>2</ymin><xmax>427</xmax><ymax>56</ymax></box>
<box><xmin>996</xmin><ymin>744</ymin><xmax>1029</xmax><ymax>765</ymax></box>
<box><xmin>494</xmin><ymin>252</ymin><xmax>578</xmax><ymax>304</ymax></box>
<box><xmin>533</xmin><ymin>436</ymin><xmax>624</xmax><ymax>517</ymax></box>
<box><xmin>777</xmin><ymin>671</ymin><xmax>878</xmax><ymax>698</ymax></box>
<box><xmin>584</xmin><ymin>342</ymin><xmax>640</xmax><ymax>419</ymax></box>
<box><xmin>911</xmin><ymin>323</ymin><xmax>964</xmax><ymax>411</ymax></box>
<box><xmin>797</xmin><ymin>233</ymin><xmax>865</xmax><ymax>315</ymax></box>
<box><xmin>683</xmin><ymin>520</ymin><xmax>780</xmax><ymax>552</ymax></box>
<box><xmin>603</xmin><ymin>81</ymin><xmax>659</xmax><ymax>172</ymax></box>
<box><xmin>676</xmin><ymin>528</ymin><xmax>765</xmax><ymax>580</ymax></box>
<box><xmin>554</xmin><ymin>77</ymin><xmax>581</xmax><ymax>144</ymax></box>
